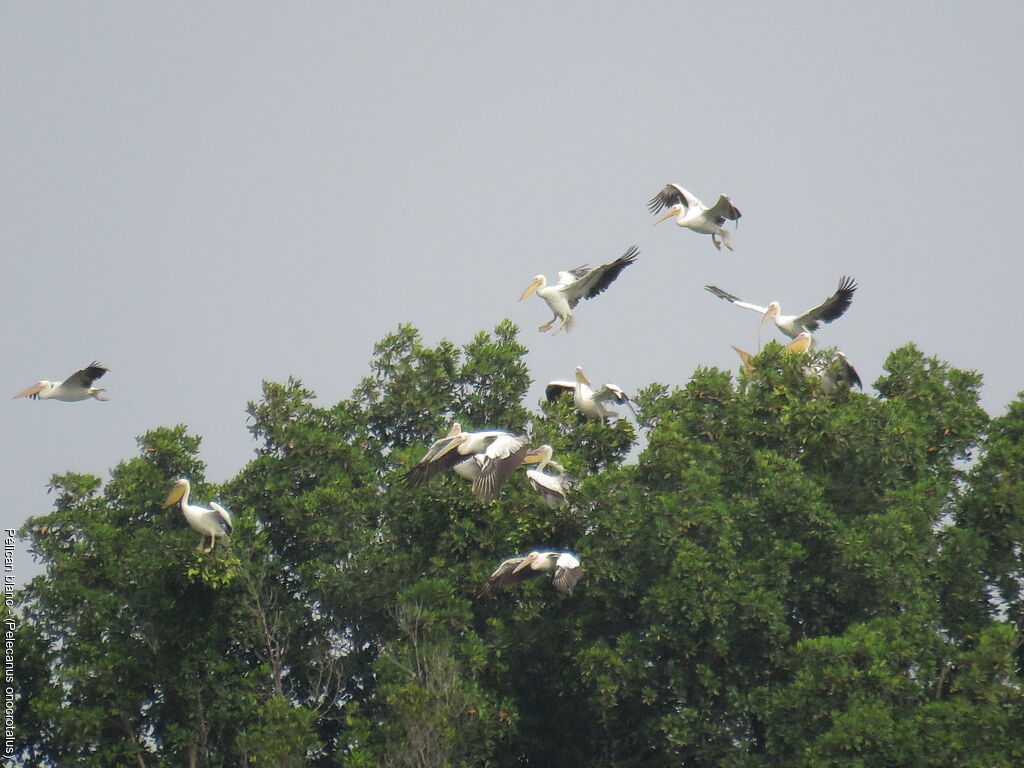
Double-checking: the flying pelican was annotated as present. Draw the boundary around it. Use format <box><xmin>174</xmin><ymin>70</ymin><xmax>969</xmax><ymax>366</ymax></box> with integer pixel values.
<box><xmin>14</xmin><ymin>362</ymin><xmax>110</xmax><ymax>402</ymax></box>
<box><xmin>545</xmin><ymin>366</ymin><xmax>636</xmax><ymax>423</ymax></box>
<box><xmin>523</xmin><ymin>445</ymin><xmax>572</xmax><ymax>508</ymax></box>
<box><xmin>648</xmin><ymin>183</ymin><xmax>741</xmax><ymax>250</ymax></box>
<box><xmin>163</xmin><ymin>478</ymin><xmax>233</xmax><ymax>553</ymax></box>
<box><xmin>480</xmin><ymin>551</ymin><xmax>583</xmax><ymax>595</ymax></box>
<box><xmin>519</xmin><ymin>245</ymin><xmax>638</xmax><ymax>333</ymax></box>
<box><xmin>705</xmin><ymin>276</ymin><xmax>858</xmax><ymax>340</ymax></box>
<box><xmin>406</xmin><ymin>425</ymin><xmax>530</xmax><ymax>501</ymax></box>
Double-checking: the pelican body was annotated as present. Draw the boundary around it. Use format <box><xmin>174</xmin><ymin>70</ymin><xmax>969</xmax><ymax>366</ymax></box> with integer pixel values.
<box><xmin>481</xmin><ymin>550</ymin><xmax>583</xmax><ymax>595</ymax></box>
<box><xmin>648</xmin><ymin>183</ymin><xmax>741</xmax><ymax>250</ymax></box>
<box><xmin>520</xmin><ymin>245</ymin><xmax>638</xmax><ymax>333</ymax></box>
<box><xmin>406</xmin><ymin>424</ymin><xmax>531</xmax><ymax>501</ymax></box>
<box><xmin>163</xmin><ymin>478</ymin><xmax>233</xmax><ymax>553</ymax></box>
<box><xmin>705</xmin><ymin>276</ymin><xmax>857</xmax><ymax>340</ymax></box>
<box><xmin>14</xmin><ymin>362</ymin><xmax>110</xmax><ymax>402</ymax></box>
<box><xmin>545</xmin><ymin>366</ymin><xmax>635</xmax><ymax>423</ymax></box>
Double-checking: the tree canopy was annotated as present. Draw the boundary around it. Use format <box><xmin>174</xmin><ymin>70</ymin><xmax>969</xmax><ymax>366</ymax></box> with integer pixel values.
<box><xmin>10</xmin><ymin>321</ymin><xmax>1024</xmax><ymax>767</ymax></box>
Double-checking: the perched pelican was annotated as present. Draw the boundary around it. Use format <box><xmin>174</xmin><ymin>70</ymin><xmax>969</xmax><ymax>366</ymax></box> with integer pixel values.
<box><xmin>806</xmin><ymin>351</ymin><xmax>863</xmax><ymax>393</ymax></box>
<box><xmin>523</xmin><ymin>444</ymin><xmax>572</xmax><ymax>508</ymax></box>
<box><xmin>520</xmin><ymin>245</ymin><xmax>638</xmax><ymax>333</ymax></box>
<box><xmin>648</xmin><ymin>183</ymin><xmax>741</xmax><ymax>250</ymax></box>
<box><xmin>545</xmin><ymin>366</ymin><xmax>636</xmax><ymax>423</ymax></box>
<box><xmin>705</xmin><ymin>276</ymin><xmax>858</xmax><ymax>339</ymax></box>
<box><xmin>163</xmin><ymin>478</ymin><xmax>233</xmax><ymax>553</ymax></box>
<box><xmin>406</xmin><ymin>425</ymin><xmax>530</xmax><ymax>501</ymax></box>
<box><xmin>480</xmin><ymin>551</ymin><xmax>583</xmax><ymax>595</ymax></box>
<box><xmin>14</xmin><ymin>362</ymin><xmax>110</xmax><ymax>402</ymax></box>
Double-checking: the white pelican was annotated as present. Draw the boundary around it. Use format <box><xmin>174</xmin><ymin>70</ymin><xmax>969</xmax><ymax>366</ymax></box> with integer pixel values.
<box><xmin>163</xmin><ymin>478</ymin><xmax>233</xmax><ymax>553</ymax></box>
<box><xmin>648</xmin><ymin>183</ymin><xmax>741</xmax><ymax>250</ymax></box>
<box><xmin>519</xmin><ymin>245</ymin><xmax>638</xmax><ymax>333</ymax></box>
<box><xmin>406</xmin><ymin>424</ymin><xmax>530</xmax><ymax>501</ymax></box>
<box><xmin>523</xmin><ymin>444</ymin><xmax>572</xmax><ymax>508</ymax></box>
<box><xmin>14</xmin><ymin>362</ymin><xmax>110</xmax><ymax>402</ymax></box>
<box><xmin>545</xmin><ymin>366</ymin><xmax>636</xmax><ymax>423</ymax></box>
<box><xmin>481</xmin><ymin>551</ymin><xmax>583</xmax><ymax>595</ymax></box>
<box><xmin>705</xmin><ymin>276</ymin><xmax>857</xmax><ymax>340</ymax></box>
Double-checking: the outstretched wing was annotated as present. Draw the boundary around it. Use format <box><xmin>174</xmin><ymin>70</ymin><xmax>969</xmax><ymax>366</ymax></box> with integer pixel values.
<box><xmin>65</xmin><ymin>362</ymin><xmax>109</xmax><ymax>390</ymax></box>
<box><xmin>705</xmin><ymin>194</ymin><xmax>741</xmax><ymax>225</ymax></box>
<box><xmin>552</xmin><ymin>552</ymin><xmax>584</xmax><ymax>593</ymax></box>
<box><xmin>545</xmin><ymin>381</ymin><xmax>576</xmax><ymax>402</ymax></box>
<box><xmin>647</xmin><ymin>183</ymin><xmax>698</xmax><ymax>214</ymax></box>
<box><xmin>564</xmin><ymin>245</ymin><xmax>639</xmax><ymax>308</ymax></box>
<box><xmin>704</xmin><ymin>285</ymin><xmax>768</xmax><ymax>314</ymax></box>
<box><xmin>794</xmin><ymin>276</ymin><xmax>858</xmax><ymax>332</ymax></box>
<box><xmin>405</xmin><ymin>425</ymin><xmax>466</xmax><ymax>485</ymax></box>
<box><xmin>479</xmin><ymin>556</ymin><xmax>534</xmax><ymax>595</ymax></box>
<box><xmin>471</xmin><ymin>435</ymin><xmax>529</xmax><ymax>501</ymax></box>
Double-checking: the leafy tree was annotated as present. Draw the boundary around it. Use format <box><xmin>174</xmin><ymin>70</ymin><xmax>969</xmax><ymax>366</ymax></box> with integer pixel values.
<box><xmin>10</xmin><ymin>328</ymin><xmax>1024</xmax><ymax>767</ymax></box>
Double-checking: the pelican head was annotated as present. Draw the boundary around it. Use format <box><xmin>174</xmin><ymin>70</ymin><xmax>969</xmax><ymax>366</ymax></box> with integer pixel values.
<box><xmin>654</xmin><ymin>204</ymin><xmax>683</xmax><ymax>225</ymax></box>
<box><xmin>522</xmin><ymin>444</ymin><xmax>554</xmax><ymax>466</ymax></box>
<box><xmin>163</xmin><ymin>478</ymin><xmax>190</xmax><ymax>507</ymax></box>
<box><xmin>761</xmin><ymin>301</ymin><xmax>781</xmax><ymax>327</ymax></box>
<box><xmin>512</xmin><ymin>551</ymin><xmax>542</xmax><ymax>574</ymax></box>
<box><xmin>574</xmin><ymin>366</ymin><xmax>592</xmax><ymax>386</ymax></box>
<box><xmin>519</xmin><ymin>275</ymin><xmax>546</xmax><ymax>301</ymax></box>
<box><xmin>13</xmin><ymin>381</ymin><xmax>49</xmax><ymax>399</ymax></box>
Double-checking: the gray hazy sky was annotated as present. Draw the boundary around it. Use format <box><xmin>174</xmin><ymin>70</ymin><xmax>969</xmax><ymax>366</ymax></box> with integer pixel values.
<box><xmin>4</xmin><ymin>3</ymin><xmax>1023</xmax><ymax>582</ymax></box>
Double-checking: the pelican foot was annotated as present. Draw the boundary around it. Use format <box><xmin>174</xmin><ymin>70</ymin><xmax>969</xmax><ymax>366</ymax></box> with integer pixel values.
<box><xmin>712</xmin><ymin>235</ymin><xmax>722</xmax><ymax>251</ymax></box>
<box><xmin>538</xmin><ymin>320</ymin><xmax>554</xmax><ymax>332</ymax></box>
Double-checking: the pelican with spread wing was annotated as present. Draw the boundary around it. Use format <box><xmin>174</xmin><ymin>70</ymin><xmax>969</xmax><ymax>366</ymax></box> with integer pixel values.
<box><xmin>163</xmin><ymin>478</ymin><xmax>233</xmax><ymax>553</ymax></box>
<box><xmin>406</xmin><ymin>424</ymin><xmax>531</xmax><ymax>501</ymax></box>
<box><xmin>705</xmin><ymin>276</ymin><xmax>857</xmax><ymax>339</ymax></box>
<box><xmin>648</xmin><ymin>183</ymin><xmax>741</xmax><ymax>250</ymax></box>
<box><xmin>520</xmin><ymin>245</ymin><xmax>638</xmax><ymax>333</ymax></box>
<box><xmin>545</xmin><ymin>366</ymin><xmax>635</xmax><ymax>423</ymax></box>
<box><xmin>480</xmin><ymin>551</ymin><xmax>583</xmax><ymax>595</ymax></box>
<box><xmin>14</xmin><ymin>362</ymin><xmax>110</xmax><ymax>402</ymax></box>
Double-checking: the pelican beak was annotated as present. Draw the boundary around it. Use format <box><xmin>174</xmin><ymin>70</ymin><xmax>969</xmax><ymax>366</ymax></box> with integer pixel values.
<box><xmin>654</xmin><ymin>208</ymin><xmax>677</xmax><ymax>225</ymax></box>
<box><xmin>785</xmin><ymin>334</ymin><xmax>812</xmax><ymax>355</ymax></box>
<box><xmin>522</xmin><ymin>447</ymin><xmax>547</xmax><ymax>465</ymax></box>
<box><xmin>431</xmin><ymin>435</ymin><xmax>464</xmax><ymax>460</ymax></box>
<box><xmin>512</xmin><ymin>553</ymin><xmax>537</xmax><ymax>574</ymax></box>
<box><xmin>760</xmin><ymin>306</ymin><xmax>778</xmax><ymax>327</ymax></box>
<box><xmin>519</xmin><ymin>277</ymin><xmax>543</xmax><ymax>301</ymax></box>
<box><xmin>731</xmin><ymin>346</ymin><xmax>755</xmax><ymax>372</ymax></box>
<box><xmin>13</xmin><ymin>383</ymin><xmax>44</xmax><ymax>399</ymax></box>
<box><xmin>163</xmin><ymin>484</ymin><xmax>186</xmax><ymax>507</ymax></box>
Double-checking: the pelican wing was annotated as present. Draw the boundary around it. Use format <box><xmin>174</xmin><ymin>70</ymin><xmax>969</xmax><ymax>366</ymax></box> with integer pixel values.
<box><xmin>545</xmin><ymin>381</ymin><xmax>576</xmax><ymax>402</ymax></box>
<box><xmin>794</xmin><ymin>276</ymin><xmax>857</xmax><ymax>331</ymax></box>
<box><xmin>704</xmin><ymin>285</ymin><xmax>768</xmax><ymax>315</ymax></box>
<box><xmin>209</xmin><ymin>501</ymin><xmax>233</xmax><ymax>535</ymax></box>
<box><xmin>65</xmin><ymin>362</ymin><xmax>109</xmax><ymax>390</ymax></box>
<box><xmin>563</xmin><ymin>245</ymin><xmax>639</xmax><ymax>308</ymax></box>
<box><xmin>705</xmin><ymin>194</ymin><xmax>741</xmax><ymax>225</ymax></box>
<box><xmin>480</xmin><ymin>556</ymin><xmax>536</xmax><ymax>594</ymax></box>
<box><xmin>471</xmin><ymin>435</ymin><xmax>529</xmax><ymax>501</ymax></box>
<box><xmin>835</xmin><ymin>352</ymin><xmax>863</xmax><ymax>389</ymax></box>
<box><xmin>647</xmin><ymin>183</ymin><xmax>698</xmax><ymax>214</ymax></box>
<box><xmin>552</xmin><ymin>552</ymin><xmax>583</xmax><ymax>593</ymax></box>
<box><xmin>405</xmin><ymin>429</ymin><xmax>468</xmax><ymax>485</ymax></box>
<box><xmin>593</xmin><ymin>383</ymin><xmax>630</xmax><ymax>406</ymax></box>
<box><xmin>557</xmin><ymin>266</ymin><xmax>590</xmax><ymax>286</ymax></box>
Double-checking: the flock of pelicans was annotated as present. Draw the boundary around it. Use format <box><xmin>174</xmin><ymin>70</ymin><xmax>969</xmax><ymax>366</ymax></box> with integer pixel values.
<box><xmin>14</xmin><ymin>183</ymin><xmax>863</xmax><ymax>597</ymax></box>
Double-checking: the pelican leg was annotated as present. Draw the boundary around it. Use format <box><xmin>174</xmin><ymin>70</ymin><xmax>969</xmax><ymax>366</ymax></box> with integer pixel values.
<box><xmin>712</xmin><ymin>234</ymin><xmax>722</xmax><ymax>250</ymax></box>
<box><xmin>538</xmin><ymin>319</ymin><xmax>555</xmax><ymax>332</ymax></box>
<box><xmin>719</xmin><ymin>230</ymin><xmax>734</xmax><ymax>251</ymax></box>
<box><xmin>196</xmin><ymin>536</ymin><xmax>206</xmax><ymax>552</ymax></box>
